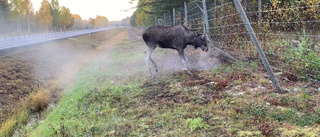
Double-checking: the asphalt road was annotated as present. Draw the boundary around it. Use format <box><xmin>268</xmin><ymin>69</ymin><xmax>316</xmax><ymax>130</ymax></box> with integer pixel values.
<box><xmin>0</xmin><ymin>27</ymin><xmax>116</xmax><ymax>51</ymax></box>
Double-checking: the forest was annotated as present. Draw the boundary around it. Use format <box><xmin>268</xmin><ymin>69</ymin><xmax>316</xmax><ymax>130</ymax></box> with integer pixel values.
<box><xmin>130</xmin><ymin>0</ymin><xmax>320</xmax><ymax>28</ymax></box>
<box><xmin>0</xmin><ymin>0</ymin><xmax>110</xmax><ymax>34</ymax></box>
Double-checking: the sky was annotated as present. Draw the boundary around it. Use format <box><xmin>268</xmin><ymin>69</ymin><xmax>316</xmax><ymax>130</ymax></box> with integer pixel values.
<box><xmin>31</xmin><ymin>0</ymin><xmax>138</xmax><ymax>21</ymax></box>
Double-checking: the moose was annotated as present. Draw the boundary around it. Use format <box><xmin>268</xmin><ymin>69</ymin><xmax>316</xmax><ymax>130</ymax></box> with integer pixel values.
<box><xmin>142</xmin><ymin>25</ymin><xmax>208</xmax><ymax>77</ymax></box>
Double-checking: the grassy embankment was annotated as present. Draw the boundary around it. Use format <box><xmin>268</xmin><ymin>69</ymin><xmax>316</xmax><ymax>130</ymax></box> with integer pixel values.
<box><xmin>0</xmin><ymin>28</ymin><xmax>131</xmax><ymax>137</ymax></box>
<box><xmin>15</xmin><ymin>28</ymin><xmax>320</xmax><ymax>136</ymax></box>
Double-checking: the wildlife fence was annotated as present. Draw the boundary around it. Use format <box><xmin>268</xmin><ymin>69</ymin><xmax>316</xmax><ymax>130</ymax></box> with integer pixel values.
<box><xmin>155</xmin><ymin>0</ymin><xmax>320</xmax><ymax>91</ymax></box>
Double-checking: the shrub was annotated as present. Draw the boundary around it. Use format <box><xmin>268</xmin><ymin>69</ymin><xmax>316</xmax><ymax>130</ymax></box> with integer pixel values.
<box><xmin>285</xmin><ymin>30</ymin><xmax>320</xmax><ymax>80</ymax></box>
<box><xmin>186</xmin><ymin>117</ymin><xmax>210</xmax><ymax>132</ymax></box>
<box><xmin>29</xmin><ymin>89</ymin><xmax>52</xmax><ymax>112</ymax></box>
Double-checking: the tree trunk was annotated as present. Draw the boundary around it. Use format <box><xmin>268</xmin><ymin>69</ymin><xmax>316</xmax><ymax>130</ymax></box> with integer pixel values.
<box><xmin>28</xmin><ymin>16</ymin><xmax>31</xmax><ymax>33</ymax></box>
<box><xmin>17</xmin><ymin>15</ymin><xmax>19</xmax><ymax>33</ymax></box>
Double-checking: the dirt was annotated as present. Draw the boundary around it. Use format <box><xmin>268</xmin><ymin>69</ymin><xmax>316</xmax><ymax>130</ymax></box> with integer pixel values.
<box><xmin>142</xmin><ymin>71</ymin><xmax>227</xmax><ymax>107</ymax></box>
<box><xmin>0</xmin><ymin>56</ymin><xmax>39</xmax><ymax>120</ymax></box>
<box><xmin>0</xmin><ymin>29</ymin><xmax>125</xmax><ymax>124</ymax></box>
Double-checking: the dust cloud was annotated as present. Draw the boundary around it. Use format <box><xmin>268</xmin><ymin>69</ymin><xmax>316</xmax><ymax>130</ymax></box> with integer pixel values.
<box><xmin>1</xmin><ymin>32</ymin><xmax>110</xmax><ymax>93</ymax></box>
<box><xmin>147</xmin><ymin>46</ymin><xmax>220</xmax><ymax>76</ymax></box>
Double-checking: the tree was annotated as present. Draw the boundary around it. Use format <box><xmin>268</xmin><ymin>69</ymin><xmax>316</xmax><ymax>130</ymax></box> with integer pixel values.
<box><xmin>121</xmin><ymin>17</ymin><xmax>130</xmax><ymax>26</ymax></box>
<box><xmin>0</xmin><ymin>0</ymin><xmax>11</xmax><ymax>33</ymax></box>
<box><xmin>66</xmin><ymin>15</ymin><xmax>74</xmax><ymax>29</ymax></box>
<box><xmin>135</xmin><ymin>7</ymin><xmax>148</xmax><ymax>26</ymax></box>
<box><xmin>59</xmin><ymin>6</ymin><xmax>72</xmax><ymax>30</ymax></box>
<box><xmin>73</xmin><ymin>14</ymin><xmax>83</xmax><ymax>29</ymax></box>
<box><xmin>24</xmin><ymin>0</ymin><xmax>34</xmax><ymax>33</ymax></box>
<box><xmin>38</xmin><ymin>0</ymin><xmax>52</xmax><ymax>31</ymax></box>
<box><xmin>130</xmin><ymin>11</ymin><xmax>137</xmax><ymax>26</ymax></box>
<box><xmin>95</xmin><ymin>15</ymin><xmax>109</xmax><ymax>27</ymax></box>
<box><xmin>131</xmin><ymin>0</ymin><xmax>196</xmax><ymax>26</ymax></box>
<box><xmin>88</xmin><ymin>17</ymin><xmax>95</xmax><ymax>28</ymax></box>
<box><xmin>9</xmin><ymin>0</ymin><xmax>27</xmax><ymax>33</ymax></box>
<box><xmin>50</xmin><ymin>0</ymin><xmax>60</xmax><ymax>31</ymax></box>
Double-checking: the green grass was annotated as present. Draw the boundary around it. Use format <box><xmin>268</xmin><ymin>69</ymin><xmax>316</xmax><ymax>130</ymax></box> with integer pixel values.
<box><xmin>24</xmin><ymin>28</ymin><xmax>320</xmax><ymax>136</ymax></box>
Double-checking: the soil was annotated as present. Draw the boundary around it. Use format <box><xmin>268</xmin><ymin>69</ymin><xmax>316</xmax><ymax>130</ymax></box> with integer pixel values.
<box><xmin>0</xmin><ymin>29</ymin><xmax>119</xmax><ymax>124</ymax></box>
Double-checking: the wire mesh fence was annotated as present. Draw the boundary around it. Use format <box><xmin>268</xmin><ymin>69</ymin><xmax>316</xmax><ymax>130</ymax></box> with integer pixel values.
<box><xmin>154</xmin><ymin>0</ymin><xmax>320</xmax><ymax>90</ymax></box>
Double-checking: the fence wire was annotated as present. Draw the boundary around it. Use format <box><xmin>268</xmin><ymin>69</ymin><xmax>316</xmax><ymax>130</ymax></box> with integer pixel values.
<box><xmin>155</xmin><ymin>0</ymin><xmax>320</xmax><ymax>83</ymax></box>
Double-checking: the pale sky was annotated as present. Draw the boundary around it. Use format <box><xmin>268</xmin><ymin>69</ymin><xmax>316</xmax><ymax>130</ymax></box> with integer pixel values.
<box><xmin>31</xmin><ymin>0</ymin><xmax>138</xmax><ymax>21</ymax></box>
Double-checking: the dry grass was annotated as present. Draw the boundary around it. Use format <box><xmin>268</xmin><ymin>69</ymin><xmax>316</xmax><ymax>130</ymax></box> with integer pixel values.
<box><xmin>0</xmin><ymin>88</ymin><xmax>53</xmax><ymax>136</ymax></box>
<box><xmin>29</xmin><ymin>89</ymin><xmax>52</xmax><ymax>112</ymax></box>
<box><xmin>0</xmin><ymin>107</ymin><xmax>29</xmax><ymax>137</ymax></box>
<box><xmin>0</xmin><ymin>119</ymin><xmax>16</xmax><ymax>137</ymax></box>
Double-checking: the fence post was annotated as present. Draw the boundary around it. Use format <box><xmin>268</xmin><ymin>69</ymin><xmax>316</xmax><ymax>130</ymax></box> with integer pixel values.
<box><xmin>202</xmin><ymin>0</ymin><xmax>210</xmax><ymax>37</ymax></box>
<box><xmin>221</xmin><ymin>0</ymin><xmax>225</xmax><ymax>38</ymax></box>
<box><xmin>233</xmin><ymin>0</ymin><xmax>284</xmax><ymax>93</ymax></box>
<box><xmin>164</xmin><ymin>13</ymin><xmax>166</xmax><ymax>26</ymax></box>
<box><xmin>155</xmin><ymin>16</ymin><xmax>157</xmax><ymax>26</ymax></box>
<box><xmin>173</xmin><ymin>8</ymin><xmax>176</xmax><ymax>25</ymax></box>
<box><xmin>184</xmin><ymin>2</ymin><xmax>188</xmax><ymax>27</ymax></box>
<box><xmin>213</xmin><ymin>0</ymin><xmax>217</xmax><ymax>39</ymax></box>
<box><xmin>197</xmin><ymin>0</ymin><xmax>236</xmax><ymax>63</ymax></box>
<box><xmin>258</xmin><ymin>0</ymin><xmax>262</xmax><ymax>32</ymax></box>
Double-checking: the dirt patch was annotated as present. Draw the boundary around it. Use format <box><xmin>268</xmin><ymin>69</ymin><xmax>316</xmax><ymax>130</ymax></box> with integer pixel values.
<box><xmin>142</xmin><ymin>71</ymin><xmax>226</xmax><ymax>106</ymax></box>
<box><xmin>180</xmin><ymin>71</ymin><xmax>212</xmax><ymax>87</ymax></box>
<box><xmin>0</xmin><ymin>56</ymin><xmax>39</xmax><ymax>122</ymax></box>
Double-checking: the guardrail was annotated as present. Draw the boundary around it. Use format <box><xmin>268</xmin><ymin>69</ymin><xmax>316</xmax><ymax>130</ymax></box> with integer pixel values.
<box><xmin>0</xmin><ymin>27</ymin><xmax>115</xmax><ymax>50</ymax></box>
<box><xmin>0</xmin><ymin>29</ymin><xmax>110</xmax><ymax>42</ymax></box>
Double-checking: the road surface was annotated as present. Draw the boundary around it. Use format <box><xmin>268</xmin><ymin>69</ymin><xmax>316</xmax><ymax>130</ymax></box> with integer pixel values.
<box><xmin>0</xmin><ymin>27</ymin><xmax>116</xmax><ymax>51</ymax></box>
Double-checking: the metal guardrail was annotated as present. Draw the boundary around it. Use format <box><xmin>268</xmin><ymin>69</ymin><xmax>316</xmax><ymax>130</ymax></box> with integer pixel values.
<box><xmin>0</xmin><ymin>27</ymin><xmax>116</xmax><ymax>51</ymax></box>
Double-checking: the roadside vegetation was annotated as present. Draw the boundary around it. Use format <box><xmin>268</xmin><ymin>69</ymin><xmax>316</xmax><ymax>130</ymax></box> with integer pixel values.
<box><xmin>3</xmin><ymin>28</ymin><xmax>317</xmax><ymax>136</ymax></box>
<box><xmin>1</xmin><ymin>0</ymin><xmax>320</xmax><ymax>136</ymax></box>
<box><xmin>0</xmin><ymin>28</ymin><xmax>127</xmax><ymax>136</ymax></box>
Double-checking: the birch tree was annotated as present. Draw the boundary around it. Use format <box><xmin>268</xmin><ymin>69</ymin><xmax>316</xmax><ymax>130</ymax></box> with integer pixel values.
<box><xmin>25</xmin><ymin>0</ymin><xmax>34</xmax><ymax>33</ymax></box>
<box><xmin>38</xmin><ymin>0</ymin><xmax>52</xmax><ymax>31</ymax></box>
<box><xmin>0</xmin><ymin>0</ymin><xmax>11</xmax><ymax>33</ymax></box>
<box><xmin>59</xmin><ymin>6</ymin><xmax>72</xmax><ymax>30</ymax></box>
<box><xmin>9</xmin><ymin>0</ymin><xmax>27</xmax><ymax>33</ymax></box>
<box><xmin>50</xmin><ymin>0</ymin><xmax>60</xmax><ymax>31</ymax></box>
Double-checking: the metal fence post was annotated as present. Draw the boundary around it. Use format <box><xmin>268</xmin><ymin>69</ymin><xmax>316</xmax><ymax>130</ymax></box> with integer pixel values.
<box><xmin>155</xmin><ymin>16</ymin><xmax>157</xmax><ymax>26</ymax></box>
<box><xmin>173</xmin><ymin>8</ymin><xmax>176</xmax><ymax>25</ymax></box>
<box><xmin>233</xmin><ymin>0</ymin><xmax>284</xmax><ymax>93</ymax></box>
<box><xmin>184</xmin><ymin>2</ymin><xmax>188</xmax><ymax>27</ymax></box>
<box><xmin>202</xmin><ymin>0</ymin><xmax>210</xmax><ymax>37</ymax></box>
<box><xmin>258</xmin><ymin>0</ymin><xmax>262</xmax><ymax>32</ymax></box>
<box><xmin>213</xmin><ymin>0</ymin><xmax>217</xmax><ymax>39</ymax></box>
<box><xmin>164</xmin><ymin>13</ymin><xmax>166</xmax><ymax>26</ymax></box>
<box><xmin>221</xmin><ymin>0</ymin><xmax>225</xmax><ymax>38</ymax></box>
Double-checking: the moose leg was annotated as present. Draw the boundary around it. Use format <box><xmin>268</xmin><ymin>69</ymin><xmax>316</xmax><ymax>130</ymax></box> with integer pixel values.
<box><xmin>177</xmin><ymin>48</ymin><xmax>189</xmax><ymax>71</ymax></box>
<box><xmin>145</xmin><ymin>45</ymin><xmax>157</xmax><ymax>77</ymax></box>
<box><xmin>150</xmin><ymin>58</ymin><xmax>158</xmax><ymax>72</ymax></box>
